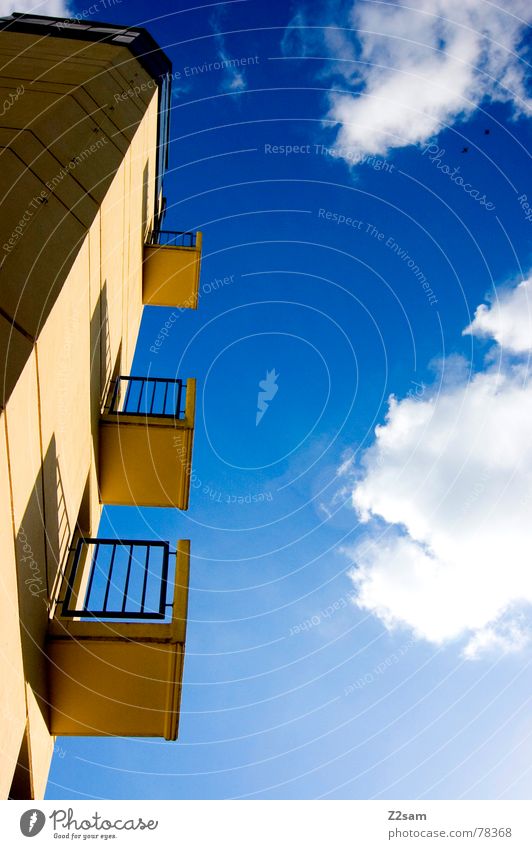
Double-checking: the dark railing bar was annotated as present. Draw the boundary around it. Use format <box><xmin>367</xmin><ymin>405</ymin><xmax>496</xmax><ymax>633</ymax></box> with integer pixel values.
<box><xmin>68</xmin><ymin>610</ymin><xmax>166</xmax><ymax>620</ymax></box>
<box><xmin>109</xmin><ymin>378</ymin><xmax>120</xmax><ymax>414</ymax></box>
<box><xmin>123</xmin><ymin>378</ymin><xmax>132</xmax><ymax>413</ymax></box>
<box><xmin>158</xmin><ymin>546</ymin><xmax>170</xmax><ymax>619</ymax></box>
<box><xmin>121</xmin><ymin>543</ymin><xmax>134</xmax><ymax>613</ymax></box>
<box><xmin>102</xmin><ymin>541</ymin><xmax>117</xmax><ymax>612</ymax></box>
<box><xmin>82</xmin><ymin>541</ymin><xmax>100</xmax><ymax>612</ymax></box>
<box><xmin>149</xmin><ymin>229</ymin><xmax>195</xmax><ymax>236</ymax></box>
<box><xmin>154</xmin><ymin>230</ymin><xmax>195</xmax><ymax>236</ymax></box>
<box><xmin>61</xmin><ymin>576</ymin><xmax>74</xmax><ymax>614</ymax></box>
<box><xmin>136</xmin><ymin>378</ymin><xmax>145</xmax><ymax>414</ymax></box>
<box><xmin>73</xmin><ymin>537</ymin><xmax>170</xmax><ymax>547</ymax></box>
<box><xmin>140</xmin><ymin>545</ymin><xmax>150</xmax><ymax>613</ymax></box>
<box><xmin>162</xmin><ymin>380</ymin><xmax>169</xmax><ymax>416</ymax></box>
<box><xmin>176</xmin><ymin>380</ymin><xmax>183</xmax><ymax>418</ymax></box>
<box><xmin>149</xmin><ymin>379</ymin><xmax>156</xmax><ymax>415</ymax></box>
<box><xmin>124</xmin><ymin>376</ymin><xmax>186</xmax><ymax>384</ymax></box>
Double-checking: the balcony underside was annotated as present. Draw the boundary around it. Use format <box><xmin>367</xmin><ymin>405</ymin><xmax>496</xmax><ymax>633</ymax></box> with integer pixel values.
<box><xmin>99</xmin><ymin>418</ymin><xmax>193</xmax><ymax>508</ymax></box>
<box><xmin>98</xmin><ymin>377</ymin><xmax>195</xmax><ymax>509</ymax></box>
<box><xmin>46</xmin><ymin>540</ymin><xmax>189</xmax><ymax>740</ymax></box>
<box><xmin>47</xmin><ymin>636</ymin><xmax>184</xmax><ymax>738</ymax></box>
<box><xmin>143</xmin><ymin>235</ymin><xmax>202</xmax><ymax>308</ymax></box>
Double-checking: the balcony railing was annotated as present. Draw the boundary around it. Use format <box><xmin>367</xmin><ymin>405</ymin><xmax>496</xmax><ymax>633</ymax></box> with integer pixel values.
<box><xmin>61</xmin><ymin>538</ymin><xmax>171</xmax><ymax>621</ymax></box>
<box><xmin>47</xmin><ymin>538</ymin><xmax>190</xmax><ymax>740</ymax></box>
<box><xmin>109</xmin><ymin>376</ymin><xmax>185</xmax><ymax>419</ymax></box>
<box><xmin>147</xmin><ymin>229</ymin><xmax>197</xmax><ymax>248</ymax></box>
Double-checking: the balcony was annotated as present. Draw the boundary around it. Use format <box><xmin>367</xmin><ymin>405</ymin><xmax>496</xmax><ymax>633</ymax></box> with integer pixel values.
<box><xmin>47</xmin><ymin>537</ymin><xmax>190</xmax><ymax>739</ymax></box>
<box><xmin>99</xmin><ymin>375</ymin><xmax>195</xmax><ymax>508</ymax></box>
<box><xmin>143</xmin><ymin>229</ymin><xmax>202</xmax><ymax>308</ymax></box>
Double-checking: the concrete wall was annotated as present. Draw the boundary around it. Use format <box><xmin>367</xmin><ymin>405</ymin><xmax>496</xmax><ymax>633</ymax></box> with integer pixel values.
<box><xmin>0</xmin><ymin>31</ymin><xmax>160</xmax><ymax>798</ymax></box>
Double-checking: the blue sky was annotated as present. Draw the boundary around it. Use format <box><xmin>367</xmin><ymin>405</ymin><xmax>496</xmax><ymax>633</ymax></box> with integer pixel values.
<box><xmin>40</xmin><ymin>0</ymin><xmax>532</xmax><ymax>799</ymax></box>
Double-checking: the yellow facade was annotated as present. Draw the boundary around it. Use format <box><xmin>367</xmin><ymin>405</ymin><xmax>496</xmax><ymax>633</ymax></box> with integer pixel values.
<box><xmin>0</xmin><ymin>15</ymin><xmax>199</xmax><ymax>799</ymax></box>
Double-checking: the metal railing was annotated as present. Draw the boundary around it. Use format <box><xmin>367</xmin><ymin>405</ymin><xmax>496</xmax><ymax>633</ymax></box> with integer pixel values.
<box><xmin>108</xmin><ymin>376</ymin><xmax>185</xmax><ymax>418</ymax></box>
<box><xmin>147</xmin><ymin>229</ymin><xmax>197</xmax><ymax>248</ymax></box>
<box><xmin>62</xmin><ymin>538</ymin><xmax>172</xmax><ymax>620</ymax></box>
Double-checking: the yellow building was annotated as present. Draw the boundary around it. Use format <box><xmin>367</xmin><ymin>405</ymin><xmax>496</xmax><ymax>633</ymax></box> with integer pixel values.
<box><xmin>0</xmin><ymin>13</ymin><xmax>201</xmax><ymax>799</ymax></box>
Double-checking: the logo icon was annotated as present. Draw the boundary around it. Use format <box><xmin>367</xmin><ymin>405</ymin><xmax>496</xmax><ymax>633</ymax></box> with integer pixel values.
<box><xmin>20</xmin><ymin>809</ymin><xmax>46</xmax><ymax>837</ymax></box>
<box><xmin>256</xmin><ymin>369</ymin><xmax>279</xmax><ymax>425</ymax></box>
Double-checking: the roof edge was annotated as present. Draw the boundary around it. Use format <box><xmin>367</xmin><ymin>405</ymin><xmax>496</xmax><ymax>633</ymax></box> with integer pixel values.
<box><xmin>0</xmin><ymin>12</ymin><xmax>172</xmax><ymax>81</ymax></box>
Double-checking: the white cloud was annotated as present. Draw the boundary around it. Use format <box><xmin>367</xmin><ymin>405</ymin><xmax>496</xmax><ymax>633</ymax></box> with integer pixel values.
<box><xmin>226</xmin><ymin>69</ymin><xmax>246</xmax><ymax>92</ymax></box>
<box><xmin>281</xmin><ymin>10</ymin><xmax>311</xmax><ymax>58</ymax></box>
<box><xmin>305</xmin><ymin>0</ymin><xmax>532</xmax><ymax>161</ymax></box>
<box><xmin>463</xmin><ymin>620</ymin><xmax>532</xmax><ymax>659</ymax></box>
<box><xmin>0</xmin><ymin>0</ymin><xmax>71</xmax><ymax>14</ymax></box>
<box><xmin>464</xmin><ymin>276</ymin><xmax>532</xmax><ymax>354</ymax></box>
<box><xmin>210</xmin><ymin>10</ymin><xmax>248</xmax><ymax>94</ymax></box>
<box><xmin>343</xmin><ymin>274</ymin><xmax>532</xmax><ymax>657</ymax></box>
